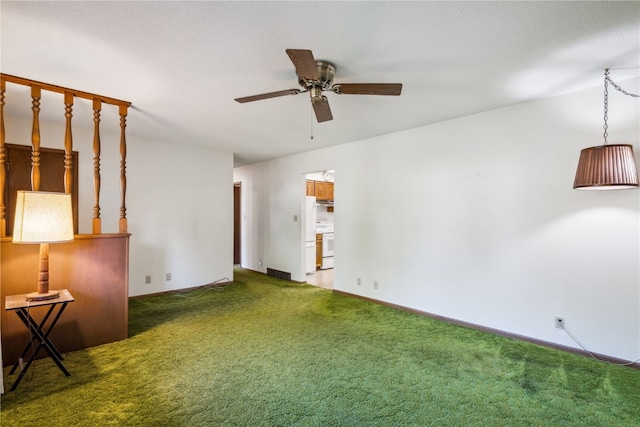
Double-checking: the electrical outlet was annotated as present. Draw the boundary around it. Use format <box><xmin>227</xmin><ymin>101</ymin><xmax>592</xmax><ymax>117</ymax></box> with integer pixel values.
<box><xmin>166</xmin><ymin>273</ymin><xmax>172</xmax><ymax>281</ymax></box>
<box><xmin>258</xmin><ymin>259</ymin><xmax>263</xmax><ymax>266</ymax></box>
<box><xmin>357</xmin><ymin>277</ymin><xmax>361</xmax><ymax>286</ymax></box>
<box><xmin>145</xmin><ymin>275</ymin><xmax>151</xmax><ymax>284</ymax></box>
<box><xmin>555</xmin><ymin>317</ymin><xmax>565</xmax><ymax>329</ymax></box>
<box><xmin>374</xmin><ymin>281</ymin><xmax>379</xmax><ymax>290</ymax></box>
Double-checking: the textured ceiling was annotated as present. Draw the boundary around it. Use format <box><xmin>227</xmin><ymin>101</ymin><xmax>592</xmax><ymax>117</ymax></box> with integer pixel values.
<box><xmin>2</xmin><ymin>1</ymin><xmax>639</xmax><ymax>166</ymax></box>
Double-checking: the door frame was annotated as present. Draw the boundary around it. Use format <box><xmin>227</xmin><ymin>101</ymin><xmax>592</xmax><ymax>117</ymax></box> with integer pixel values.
<box><xmin>233</xmin><ymin>182</ymin><xmax>241</xmax><ymax>265</ymax></box>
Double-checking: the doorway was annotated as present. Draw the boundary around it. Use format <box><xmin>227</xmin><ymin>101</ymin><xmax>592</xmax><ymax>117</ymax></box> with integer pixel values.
<box><xmin>304</xmin><ymin>170</ymin><xmax>334</xmax><ymax>289</ymax></box>
<box><xmin>233</xmin><ymin>183</ymin><xmax>241</xmax><ymax>265</ymax></box>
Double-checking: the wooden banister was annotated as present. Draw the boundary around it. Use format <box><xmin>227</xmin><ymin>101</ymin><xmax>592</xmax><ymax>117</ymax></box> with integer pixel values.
<box><xmin>0</xmin><ymin>73</ymin><xmax>131</xmax><ymax>235</ymax></box>
<box><xmin>1</xmin><ymin>73</ymin><xmax>131</xmax><ymax>108</ymax></box>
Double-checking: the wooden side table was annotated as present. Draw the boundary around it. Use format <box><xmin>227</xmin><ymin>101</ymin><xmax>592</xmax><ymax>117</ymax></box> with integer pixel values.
<box><xmin>5</xmin><ymin>289</ymin><xmax>75</xmax><ymax>391</ymax></box>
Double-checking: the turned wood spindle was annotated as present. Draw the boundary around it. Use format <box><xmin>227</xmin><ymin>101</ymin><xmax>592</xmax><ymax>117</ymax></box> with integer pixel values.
<box><xmin>64</xmin><ymin>92</ymin><xmax>74</xmax><ymax>195</ymax></box>
<box><xmin>92</xmin><ymin>98</ymin><xmax>102</xmax><ymax>234</ymax></box>
<box><xmin>31</xmin><ymin>86</ymin><xmax>41</xmax><ymax>191</ymax></box>
<box><xmin>119</xmin><ymin>104</ymin><xmax>128</xmax><ymax>233</ymax></box>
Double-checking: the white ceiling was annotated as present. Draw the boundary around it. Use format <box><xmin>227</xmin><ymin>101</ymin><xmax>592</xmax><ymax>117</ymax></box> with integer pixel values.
<box><xmin>2</xmin><ymin>1</ymin><xmax>639</xmax><ymax>166</ymax></box>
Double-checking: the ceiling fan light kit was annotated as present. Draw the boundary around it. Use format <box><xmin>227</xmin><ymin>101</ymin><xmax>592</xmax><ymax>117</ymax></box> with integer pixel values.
<box><xmin>573</xmin><ymin>69</ymin><xmax>639</xmax><ymax>190</ymax></box>
<box><xmin>234</xmin><ymin>49</ymin><xmax>402</xmax><ymax>123</ymax></box>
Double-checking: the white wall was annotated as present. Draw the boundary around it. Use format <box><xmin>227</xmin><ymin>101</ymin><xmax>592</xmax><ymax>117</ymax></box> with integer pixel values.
<box><xmin>5</xmin><ymin>111</ymin><xmax>234</xmax><ymax>297</ymax></box>
<box><xmin>234</xmin><ymin>80</ymin><xmax>640</xmax><ymax>361</ymax></box>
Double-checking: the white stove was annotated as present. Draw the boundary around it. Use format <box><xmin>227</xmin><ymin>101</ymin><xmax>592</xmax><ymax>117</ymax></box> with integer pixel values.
<box><xmin>316</xmin><ymin>219</ymin><xmax>334</xmax><ymax>270</ymax></box>
<box><xmin>321</xmin><ymin>232</ymin><xmax>334</xmax><ymax>269</ymax></box>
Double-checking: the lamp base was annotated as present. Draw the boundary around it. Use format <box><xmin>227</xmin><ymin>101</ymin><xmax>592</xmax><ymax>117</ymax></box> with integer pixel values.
<box><xmin>26</xmin><ymin>290</ymin><xmax>60</xmax><ymax>301</ymax></box>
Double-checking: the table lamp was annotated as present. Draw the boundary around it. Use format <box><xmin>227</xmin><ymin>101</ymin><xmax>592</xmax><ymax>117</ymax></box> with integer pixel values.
<box><xmin>12</xmin><ymin>191</ymin><xmax>74</xmax><ymax>301</ymax></box>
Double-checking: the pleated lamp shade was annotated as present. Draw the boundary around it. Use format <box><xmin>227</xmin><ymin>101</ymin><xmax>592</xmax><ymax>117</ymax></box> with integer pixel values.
<box><xmin>573</xmin><ymin>144</ymin><xmax>639</xmax><ymax>190</ymax></box>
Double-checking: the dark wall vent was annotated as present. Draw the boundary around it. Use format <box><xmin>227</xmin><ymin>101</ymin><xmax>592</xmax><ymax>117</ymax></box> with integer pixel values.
<box><xmin>266</xmin><ymin>268</ymin><xmax>291</xmax><ymax>281</ymax></box>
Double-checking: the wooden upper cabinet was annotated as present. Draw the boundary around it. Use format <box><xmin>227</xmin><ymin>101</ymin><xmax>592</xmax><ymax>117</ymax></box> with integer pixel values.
<box><xmin>306</xmin><ymin>180</ymin><xmax>315</xmax><ymax>197</ymax></box>
<box><xmin>326</xmin><ymin>182</ymin><xmax>334</xmax><ymax>201</ymax></box>
<box><xmin>306</xmin><ymin>179</ymin><xmax>333</xmax><ymax>201</ymax></box>
<box><xmin>315</xmin><ymin>181</ymin><xmax>327</xmax><ymax>200</ymax></box>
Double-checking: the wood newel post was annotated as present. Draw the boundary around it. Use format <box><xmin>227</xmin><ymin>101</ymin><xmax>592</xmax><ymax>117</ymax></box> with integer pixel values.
<box><xmin>31</xmin><ymin>86</ymin><xmax>42</xmax><ymax>191</ymax></box>
<box><xmin>119</xmin><ymin>104</ymin><xmax>128</xmax><ymax>233</ymax></box>
<box><xmin>64</xmin><ymin>92</ymin><xmax>74</xmax><ymax>195</ymax></box>
<box><xmin>92</xmin><ymin>98</ymin><xmax>102</xmax><ymax>234</ymax></box>
<box><xmin>0</xmin><ymin>77</ymin><xmax>5</xmax><ymax>237</ymax></box>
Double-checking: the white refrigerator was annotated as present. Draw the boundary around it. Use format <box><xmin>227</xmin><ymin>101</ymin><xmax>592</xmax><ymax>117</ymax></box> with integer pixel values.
<box><xmin>305</xmin><ymin>196</ymin><xmax>317</xmax><ymax>274</ymax></box>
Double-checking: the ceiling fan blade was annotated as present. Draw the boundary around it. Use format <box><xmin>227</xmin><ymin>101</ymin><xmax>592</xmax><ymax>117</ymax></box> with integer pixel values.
<box><xmin>286</xmin><ymin>49</ymin><xmax>320</xmax><ymax>81</ymax></box>
<box><xmin>312</xmin><ymin>96</ymin><xmax>333</xmax><ymax>123</ymax></box>
<box><xmin>332</xmin><ymin>83</ymin><xmax>403</xmax><ymax>96</ymax></box>
<box><xmin>234</xmin><ymin>89</ymin><xmax>301</xmax><ymax>103</ymax></box>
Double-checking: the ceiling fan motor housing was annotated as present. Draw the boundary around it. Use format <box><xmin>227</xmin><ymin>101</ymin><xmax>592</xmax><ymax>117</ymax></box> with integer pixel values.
<box><xmin>298</xmin><ymin>60</ymin><xmax>336</xmax><ymax>92</ymax></box>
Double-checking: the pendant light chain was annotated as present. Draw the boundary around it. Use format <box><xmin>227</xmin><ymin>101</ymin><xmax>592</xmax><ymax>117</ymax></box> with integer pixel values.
<box><xmin>605</xmin><ymin>71</ymin><xmax>640</xmax><ymax>98</ymax></box>
<box><xmin>602</xmin><ymin>69</ymin><xmax>640</xmax><ymax>145</ymax></box>
<box><xmin>603</xmin><ymin>70</ymin><xmax>609</xmax><ymax>144</ymax></box>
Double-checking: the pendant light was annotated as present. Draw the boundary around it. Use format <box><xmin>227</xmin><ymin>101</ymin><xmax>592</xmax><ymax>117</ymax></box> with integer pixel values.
<box><xmin>573</xmin><ymin>69</ymin><xmax>639</xmax><ymax>190</ymax></box>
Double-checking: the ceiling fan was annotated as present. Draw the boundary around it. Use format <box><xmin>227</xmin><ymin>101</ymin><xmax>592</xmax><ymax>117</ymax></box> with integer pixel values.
<box><xmin>234</xmin><ymin>49</ymin><xmax>403</xmax><ymax>123</ymax></box>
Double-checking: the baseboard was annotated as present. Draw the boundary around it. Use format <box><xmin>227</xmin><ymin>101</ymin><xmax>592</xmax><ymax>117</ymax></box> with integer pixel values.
<box><xmin>333</xmin><ymin>289</ymin><xmax>640</xmax><ymax>370</ymax></box>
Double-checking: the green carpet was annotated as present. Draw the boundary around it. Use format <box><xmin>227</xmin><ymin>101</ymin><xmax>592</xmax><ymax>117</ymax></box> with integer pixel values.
<box><xmin>2</xmin><ymin>268</ymin><xmax>639</xmax><ymax>426</ymax></box>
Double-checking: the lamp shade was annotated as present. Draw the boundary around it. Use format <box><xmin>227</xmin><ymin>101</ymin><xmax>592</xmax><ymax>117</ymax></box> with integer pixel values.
<box><xmin>12</xmin><ymin>191</ymin><xmax>74</xmax><ymax>243</ymax></box>
<box><xmin>573</xmin><ymin>144</ymin><xmax>639</xmax><ymax>190</ymax></box>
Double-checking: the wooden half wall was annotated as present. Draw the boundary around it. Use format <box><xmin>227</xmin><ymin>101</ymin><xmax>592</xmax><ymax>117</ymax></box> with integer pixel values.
<box><xmin>1</xmin><ymin>233</ymin><xmax>129</xmax><ymax>365</ymax></box>
<box><xmin>0</xmin><ymin>74</ymin><xmax>132</xmax><ymax>367</ymax></box>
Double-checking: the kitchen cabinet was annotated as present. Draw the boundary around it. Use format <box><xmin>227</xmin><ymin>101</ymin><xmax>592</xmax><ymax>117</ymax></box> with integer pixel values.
<box><xmin>316</xmin><ymin>234</ymin><xmax>323</xmax><ymax>269</ymax></box>
<box><xmin>306</xmin><ymin>180</ymin><xmax>315</xmax><ymax>197</ymax></box>
<box><xmin>326</xmin><ymin>182</ymin><xmax>334</xmax><ymax>201</ymax></box>
<box><xmin>307</xmin><ymin>180</ymin><xmax>334</xmax><ymax>201</ymax></box>
<box><xmin>315</xmin><ymin>181</ymin><xmax>327</xmax><ymax>200</ymax></box>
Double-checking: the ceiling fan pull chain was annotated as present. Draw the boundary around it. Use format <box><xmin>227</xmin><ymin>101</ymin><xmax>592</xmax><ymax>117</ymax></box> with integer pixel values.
<box><xmin>310</xmin><ymin>103</ymin><xmax>314</xmax><ymax>140</ymax></box>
